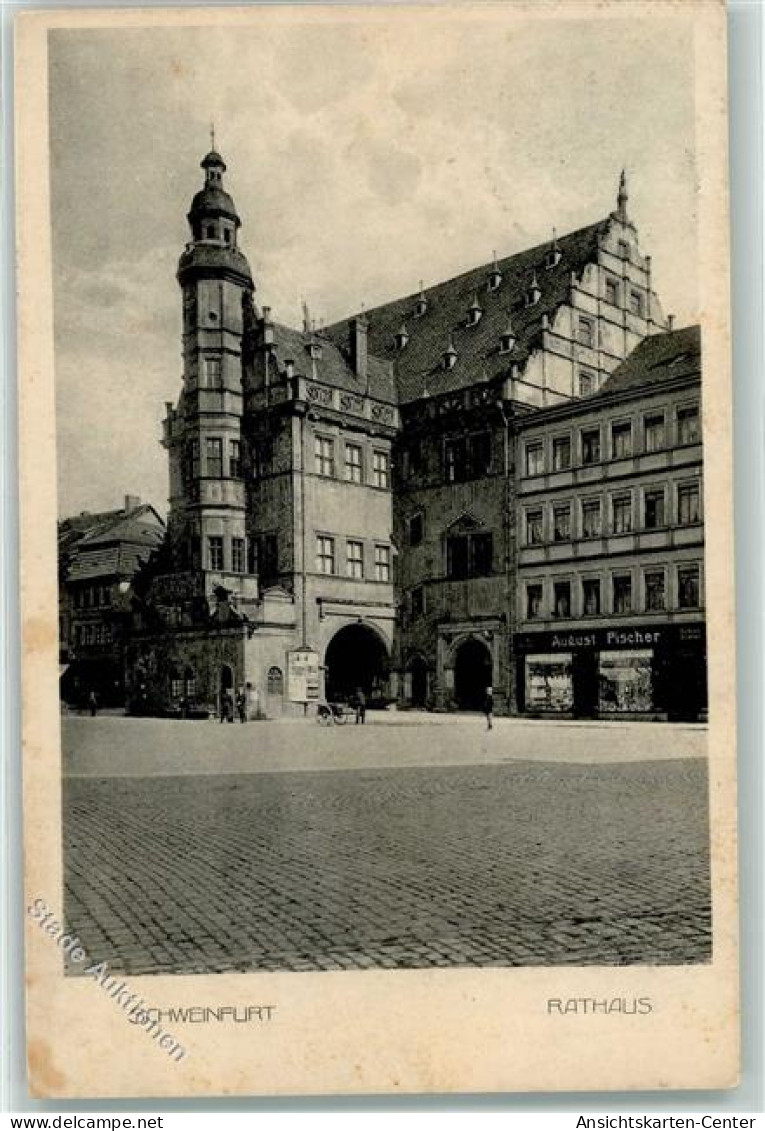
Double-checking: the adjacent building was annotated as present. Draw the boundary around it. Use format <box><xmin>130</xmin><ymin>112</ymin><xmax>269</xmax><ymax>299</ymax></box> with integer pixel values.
<box><xmin>58</xmin><ymin>497</ymin><xmax>165</xmax><ymax>706</ymax></box>
<box><xmin>121</xmin><ymin>147</ymin><xmax>706</xmax><ymax>720</ymax></box>
<box><xmin>513</xmin><ymin>325</ymin><xmax>705</xmax><ymax>720</ymax></box>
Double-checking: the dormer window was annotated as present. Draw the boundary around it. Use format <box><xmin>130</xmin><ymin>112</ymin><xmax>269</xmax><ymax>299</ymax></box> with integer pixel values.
<box><xmin>443</xmin><ymin>337</ymin><xmax>458</xmax><ymax>370</ymax></box>
<box><xmin>415</xmin><ymin>282</ymin><xmax>428</xmax><ymax>317</ymax></box>
<box><xmin>467</xmin><ymin>295</ymin><xmax>482</xmax><ymax>327</ymax></box>
<box><xmin>545</xmin><ymin>231</ymin><xmax>562</xmax><ymax>269</ymax></box>
<box><xmin>395</xmin><ymin>322</ymin><xmax>409</xmax><ymax>350</ymax></box>
<box><xmin>309</xmin><ymin>341</ymin><xmax>322</xmax><ymax>361</ymax></box>
<box><xmin>488</xmin><ymin>252</ymin><xmax>502</xmax><ymax>291</ymax></box>
<box><xmin>525</xmin><ymin>271</ymin><xmax>541</xmax><ymax>307</ymax></box>
<box><xmin>499</xmin><ymin>314</ymin><xmax>516</xmax><ymax>354</ymax></box>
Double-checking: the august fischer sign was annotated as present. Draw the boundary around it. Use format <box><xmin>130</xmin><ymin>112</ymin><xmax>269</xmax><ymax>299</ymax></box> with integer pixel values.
<box><xmin>515</xmin><ymin>623</ymin><xmax>705</xmax><ymax>653</ymax></box>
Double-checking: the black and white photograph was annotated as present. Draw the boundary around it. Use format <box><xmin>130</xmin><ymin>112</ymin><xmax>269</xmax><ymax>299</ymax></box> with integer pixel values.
<box><xmin>16</xmin><ymin>0</ymin><xmax>738</xmax><ymax>1098</ymax></box>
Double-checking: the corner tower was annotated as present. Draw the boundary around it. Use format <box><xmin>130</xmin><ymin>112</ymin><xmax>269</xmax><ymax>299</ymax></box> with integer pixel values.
<box><xmin>162</xmin><ymin>146</ymin><xmax>257</xmax><ymax>609</ymax></box>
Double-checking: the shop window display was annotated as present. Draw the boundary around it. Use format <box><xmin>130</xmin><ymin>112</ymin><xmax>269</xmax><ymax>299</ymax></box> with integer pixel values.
<box><xmin>525</xmin><ymin>654</ymin><xmax>574</xmax><ymax>711</ymax></box>
<box><xmin>598</xmin><ymin>649</ymin><xmax>653</xmax><ymax>713</ymax></box>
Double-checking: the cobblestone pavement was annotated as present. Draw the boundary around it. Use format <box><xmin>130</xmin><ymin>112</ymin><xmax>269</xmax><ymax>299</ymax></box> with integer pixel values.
<box><xmin>63</xmin><ymin>758</ymin><xmax>711</xmax><ymax>975</ymax></box>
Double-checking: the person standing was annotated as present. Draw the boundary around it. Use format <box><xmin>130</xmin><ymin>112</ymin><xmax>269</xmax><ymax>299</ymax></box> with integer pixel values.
<box><xmin>483</xmin><ymin>686</ymin><xmax>494</xmax><ymax>731</ymax></box>
<box><xmin>236</xmin><ymin>687</ymin><xmax>247</xmax><ymax>724</ymax></box>
<box><xmin>355</xmin><ymin>687</ymin><xmax>366</xmax><ymax>726</ymax></box>
<box><xmin>87</xmin><ymin>689</ymin><xmax>98</xmax><ymax>718</ymax></box>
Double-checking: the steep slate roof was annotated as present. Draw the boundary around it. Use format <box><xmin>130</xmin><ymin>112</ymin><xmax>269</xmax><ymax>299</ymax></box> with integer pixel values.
<box><xmin>271</xmin><ymin>323</ymin><xmax>397</xmax><ymax>404</ymax></box>
<box><xmin>58</xmin><ymin>504</ymin><xmax>165</xmax><ymax>583</ymax></box>
<box><xmin>599</xmin><ymin>324</ymin><xmax>700</xmax><ymax>396</ymax></box>
<box><xmin>325</xmin><ymin>220</ymin><xmax>607</xmax><ymax>405</ymax></box>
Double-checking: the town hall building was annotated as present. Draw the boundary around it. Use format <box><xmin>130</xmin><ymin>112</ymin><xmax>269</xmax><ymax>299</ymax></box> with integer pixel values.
<box><xmin>123</xmin><ymin>146</ymin><xmax>705</xmax><ymax>721</ymax></box>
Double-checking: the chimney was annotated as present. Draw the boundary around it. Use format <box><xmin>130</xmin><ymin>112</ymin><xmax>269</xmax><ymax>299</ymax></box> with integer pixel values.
<box><xmin>124</xmin><ymin>495</ymin><xmax>141</xmax><ymax>512</ymax></box>
<box><xmin>349</xmin><ymin>314</ymin><xmax>368</xmax><ymax>381</ymax></box>
<box><xmin>667</xmin><ymin>314</ymin><xmax>675</xmax><ymax>331</ymax></box>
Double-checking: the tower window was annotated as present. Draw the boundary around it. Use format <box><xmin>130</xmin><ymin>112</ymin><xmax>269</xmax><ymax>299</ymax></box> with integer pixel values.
<box><xmin>577</xmin><ymin>316</ymin><xmax>595</xmax><ymax>347</ymax></box>
<box><xmin>605</xmin><ymin>276</ymin><xmax>620</xmax><ymax>306</ymax></box>
<box><xmin>202</xmin><ymin>357</ymin><xmax>222</xmax><ymax>388</ymax></box>
<box><xmin>231</xmin><ymin>537</ymin><xmax>245</xmax><ymax>573</ymax></box>
<box><xmin>224</xmin><ymin>229</ymin><xmax>232</xmax><ymax>245</ymax></box>
<box><xmin>207</xmin><ymin>536</ymin><xmax>224</xmax><ymax>571</ymax></box>
<box><xmin>205</xmin><ymin>225</ymin><xmax>216</xmax><ymax>240</ymax></box>
<box><xmin>629</xmin><ymin>288</ymin><xmax>644</xmax><ymax>316</ymax></box>
<box><xmin>229</xmin><ymin>439</ymin><xmax>241</xmax><ymax>478</ymax></box>
<box><xmin>205</xmin><ymin>437</ymin><xmax>223</xmax><ymax>478</ymax></box>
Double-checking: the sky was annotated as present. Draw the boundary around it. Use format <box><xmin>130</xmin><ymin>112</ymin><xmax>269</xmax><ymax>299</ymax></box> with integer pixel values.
<box><xmin>49</xmin><ymin>7</ymin><xmax>698</xmax><ymax>518</ymax></box>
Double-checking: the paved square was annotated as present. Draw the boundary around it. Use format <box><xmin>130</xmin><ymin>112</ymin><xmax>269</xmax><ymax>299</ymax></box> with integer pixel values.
<box><xmin>63</xmin><ymin>719</ymin><xmax>711</xmax><ymax>974</ymax></box>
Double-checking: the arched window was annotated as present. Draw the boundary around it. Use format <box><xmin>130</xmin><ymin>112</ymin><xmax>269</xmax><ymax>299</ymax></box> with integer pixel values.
<box><xmin>267</xmin><ymin>667</ymin><xmax>283</xmax><ymax>696</ymax></box>
<box><xmin>184</xmin><ymin>668</ymin><xmax>196</xmax><ymax>699</ymax></box>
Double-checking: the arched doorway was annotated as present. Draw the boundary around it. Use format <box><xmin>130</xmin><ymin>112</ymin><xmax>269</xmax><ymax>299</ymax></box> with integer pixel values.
<box><xmin>409</xmin><ymin>655</ymin><xmax>428</xmax><ymax>707</ymax></box>
<box><xmin>325</xmin><ymin>623</ymin><xmax>390</xmax><ymax>705</ymax></box>
<box><xmin>453</xmin><ymin>637</ymin><xmax>492</xmax><ymax>710</ymax></box>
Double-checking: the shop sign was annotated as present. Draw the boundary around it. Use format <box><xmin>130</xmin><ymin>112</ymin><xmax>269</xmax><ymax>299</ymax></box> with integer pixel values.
<box><xmin>515</xmin><ymin>624</ymin><xmax>703</xmax><ymax>652</ymax></box>
<box><xmin>287</xmin><ymin>648</ymin><xmax>320</xmax><ymax>702</ymax></box>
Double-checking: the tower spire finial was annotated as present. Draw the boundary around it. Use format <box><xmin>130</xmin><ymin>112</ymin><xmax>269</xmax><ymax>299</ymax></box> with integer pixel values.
<box><xmin>210</xmin><ymin>121</ymin><xmax>216</xmax><ymax>151</ymax></box>
<box><xmin>617</xmin><ymin>168</ymin><xmax>628</xmax><ymax>220</ymax></box>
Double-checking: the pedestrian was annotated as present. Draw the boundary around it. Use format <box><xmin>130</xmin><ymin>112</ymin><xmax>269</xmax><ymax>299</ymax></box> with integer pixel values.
<box><xmin>87</xmin><ymin>689</ymin><xmax>98</xmax><ymax>718</ymax></box>
<box><xmin>220</xmin><ymin>690</ymin><xmax>234</xmax><ymax>723</ymax></box>
<box><xmin>483</xmin><ymin>685</ymin><xmax>494</xmax><ymax>730</ymax></box>
<box><xmin>236</xmin><ymin>687</ymin><xmax>247</xmax><ymax>724</ymax></box>
<box><xmin>354</xmin><ymin>687</ymin><xmax>366</xmax><ymax>726</ymax></box>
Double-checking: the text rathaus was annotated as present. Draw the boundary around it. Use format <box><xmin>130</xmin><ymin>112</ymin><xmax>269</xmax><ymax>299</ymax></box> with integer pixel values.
<box><xmin>126</xmin><ymin>147</ymin><xmax>706</xmax><ymax>722</ymax></box>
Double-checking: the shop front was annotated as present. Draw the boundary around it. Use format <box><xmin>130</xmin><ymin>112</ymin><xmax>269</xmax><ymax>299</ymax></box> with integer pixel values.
<box><xmin>514</xmin><ymin>622</ymin><xmax>706</xmax><ymax>722</ymax></box>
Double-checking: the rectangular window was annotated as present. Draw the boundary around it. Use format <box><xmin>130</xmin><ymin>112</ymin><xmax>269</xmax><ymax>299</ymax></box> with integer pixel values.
<box><xmin>645</xmin><ymin>571</ymin><xmax>666</xmax><ymax>611</ymax></box>
<box><xmin>411</xmin><ymin>585</ymin><xmax>425</xmax><ymax>619</ymax></box>
<box><xmin>446</xmin><ymin>535</ymin><xmax>469</xmax><ymax>580</ymax></box>
<box><xmin>552</xmin><ymin>436</ymin><xmax>571</xmax><ymax>471</ymax></box>
<box><xmin>201</xmin><ymin>356</ymin><xmax>222</xmax><ymax>388</ymax></box>
<box><xmin>644</xmin><ymin>414</ymin><xmax>665</xmax><ymax>452</ymax></box>
<box><xmin>314</xmin><ymin>436</ymin><xmax>335</xmax><ymax>478</ymax></box>
<box><xmin>469</xmin><ymin>432</ymin><xmax>492</xmax><ymax>476</ymax></box>
<box><xmin>208</xmin><ymin>535</ymin><xmax>224</xmax><ymax>571</ymax></box>
<box><xmin>526</xmin><ymin>509</ymin><xmax>544</xmax><ymax>545</ymax></box>
<box><xmin>444</xmin><ymin>433</ymin><xmax>491</xmax><ymax>481</ymax></box>
<box><xmin>611</xmin><ymin>421</ymin><xmax>633</xmax><ymax>459</ymax></box>
<box><xmin>612</xmin><ymin>494</ymin><xmax>633</xmax><ymax>534</ymax></box>
<box><xmin>372</xmin><ymin>450</ymin><xmax>390</xmax><ymax>489</ymax></box>
<box><xmin>678</xmin><ymin>565</ymin><xmax>700</xmax><ymax>608</ymax></box>
<box><xmin>581</xmin><ymin>428</ymin><xmax>601</xmax><ymax>465</ymax></box>
<box><xmin>525</xmin><ymin>442</ymin><xmax>544</xmax><ymax>476</ymax></box>
<box><xmin>577</xmin><ymin>316</ymin><xmax>595</xmax><ymax>348</ymax></box>
<box><xmin>258</xmin><ymin>534</ymin><xmax>278</xmax><ymax>582</ymax></box>
<box><xmin>605</xmin><ymin>276</ymin><xmax>619</xmax><ymax>306</ymax></box>
<box><xmin>553</xmin><ymin>505</ymin><xmax>571</xmax><ymax>542</ymax></box>
<box><xmin>613</xmin><ymin>574</ymin><xmax>633</xmax><ymax>614</ymax></box>
<box><xmin>205</xmin><ymin>437</ymin><xmax>223</xmax><ymax>478</ymax></box>
<box><xmin>346</xmin><ymin>540</ymin><xmax>364</xmax><ymax>579</ymax></box>
<box><xmin>629</xmin><ymin>289</ymin><xmax>644</xmax><ymax>316</ymax></box>
<box><xmin>678</xmin><ymin>483</ymin><xmax>701</xmax><ymax>525</ymax></box>
<box><xmin>344</xmin><ymin>443</ymin><xmax>363</xmax><ymax>483</ymax></box>
<box><xmin>526</xmin><ymin>584</ymin><xmax>543</xmax><ymax>620</ymax></box>
<box><xmin>408</xmin><ymin>513</ymin><xmax>424</xmax><ymax>547</ymax></box>
<box><xmin>677</xmin><ymin>406</ymin><xmax>700</xmax><ymax>445</ymax></box>
<box><xmin>579</xmin><ymin>370</ymin><xmax>595</xmax><ymax>396</ymax></box>
<box><xmin>644</xmin><ymin>489</ymin><xmax>666</xmax><ymax>529</ymax></box>
<box><xmin>374</xmin><ymin>544</ymin><xmax>391</xmax><ymax>582</ymax></box>
<box><xmin>229</xmin><ymin>439</ymin><xmax>241</xmax><ymax>478</ymax></box>
<box><xmin>582</xmin><ymin>499</ymin><xmax>602</xmax><ymax>538</ymax></box>
<box><xmin>231</xmin><ymin>537</ymin><xmax>245</xmax><ymax>573</ymax></box>
<box><xmin>553</xmin><ymin>581</ymin><xmax>571</xmax><ymax>619</ymax></box>
<box><xmin>316</xmin><ymin>535</ymin><xmax>335</xmax><ymax>575</ymax></box>
<box><xmin>582</xmin><ymin>578</ymin><xmax>601</xmax><ymax>616</ymax></box>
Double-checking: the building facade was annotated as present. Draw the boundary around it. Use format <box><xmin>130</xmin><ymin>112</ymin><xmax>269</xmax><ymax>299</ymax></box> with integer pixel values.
<box><xmin>514</xmin><ymin>326</ymin><xmax>705</xmax><ymax>720</ymax></box>
<box><xmin>123</xmin><ymin>148</ymin><xmax>706</xmax><ymax>720</ymax></box>
<box><xmin>58</xmin><ymin>497</ymin><xmax>165</xmax><ymax>706</ymax></box>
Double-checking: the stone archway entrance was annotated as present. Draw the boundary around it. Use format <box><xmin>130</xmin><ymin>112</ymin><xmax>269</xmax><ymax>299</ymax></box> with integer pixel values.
<box><xmin>409</xmin><ymin>655</ymin><xmax>428</xmax><ymax>707</ymax></box>
<box><xmin>325</xmin><ymin>623</ymin><xmax>390</xmax><ymax>705</ymax></box>
<box><xmin>453</xmin><ymin>637</ymin><xmax>492</xmax><ymax>711</ymax></box>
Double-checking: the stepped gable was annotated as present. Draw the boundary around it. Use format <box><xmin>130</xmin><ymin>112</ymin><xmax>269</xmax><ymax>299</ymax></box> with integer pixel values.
<box><xmin>599</xmin><ymin>324</ymin><xmax>700</xmax><ymax>395</ymax></box>
<box><xmin>269</xmin><ymin>322</ymin><xmax>398</xmax><ymax>404</ymax></box>
<box><xmin>325</xmin><ymin>219</ymin><xmax>606</xmax><ymax>405</ymax></box>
